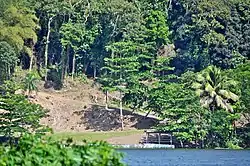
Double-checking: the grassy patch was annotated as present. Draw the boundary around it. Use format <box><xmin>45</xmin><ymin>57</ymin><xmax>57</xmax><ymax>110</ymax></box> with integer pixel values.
<box><xmin>48</xmin><ymin>130</ymin><xmax>144</xmax><ymax>143</ymax></box>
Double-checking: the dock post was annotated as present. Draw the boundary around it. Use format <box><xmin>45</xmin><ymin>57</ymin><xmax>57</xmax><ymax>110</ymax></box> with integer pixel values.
<box><xmin>158</xmin><ymin>133</ymin><xmax>161</xmax><ymax>144</ymax></box>
<box><xmin>170</xmin><ymin>134</ymin><xmax>173</xmax><ymax>145</ymax></box>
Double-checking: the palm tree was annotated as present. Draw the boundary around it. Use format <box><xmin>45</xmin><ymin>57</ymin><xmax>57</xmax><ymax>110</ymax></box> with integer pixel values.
<box><xmin>193</xmin><ymin>66</ymin><xmax>239</xmax><ymax>112</ymax></box>
<box><xmin>24</xmin><ymin>73</ymin><xmax>38</xmax><ymax>97</ymax></box>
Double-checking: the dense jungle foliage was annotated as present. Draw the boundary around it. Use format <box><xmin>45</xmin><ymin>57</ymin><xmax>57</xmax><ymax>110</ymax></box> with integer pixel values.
<box><xmin>0</xmin><ymin>135</ymin><xmax>124</xmax><ymax>166</ymax></box>
<box><xmin>0</xmin><ymin>0</ymin><xmax>250</xmax><ymax>149</ymax></box>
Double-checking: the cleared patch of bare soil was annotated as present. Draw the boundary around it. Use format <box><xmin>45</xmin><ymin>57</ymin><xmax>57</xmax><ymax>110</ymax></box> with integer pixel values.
<box><xmin>29</xmin><ymin>79</ymin><xmax>157</xmax><ymax>144</ymax></box>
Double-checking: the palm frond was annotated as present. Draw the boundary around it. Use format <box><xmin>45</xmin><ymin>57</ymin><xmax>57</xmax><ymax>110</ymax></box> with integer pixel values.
<box><xmin>200</xmin><ymin>96</ymin><xmax>213</xmax><ymax>108</ymax></box>
<box><xmin>194</xmin><ymin>65</ymin><xmax>238</xmax><ymax>112</ymax></box>
<box><xmin>196</xmin><ymin>74</ymin><xmax>205</xmax><ymax>82</ymax></box>
<box><xmin>204</xmin><ymin>83</ymin><xmax>216</xmax><ymax>97</ymax></box>
<box><xmin>227</xmin><ymin>91</ymin><xmax>239</xmax><ymax>102</ymax></box>
<box><xmin>215</xmin><ymin>95</ymin><xmax>233</xmax><ymax>112</ymax></box>
<box><xmin>195</xmin><ymin>89</ymin><xmax>204</xmax><ymax>96</ymax></box>
<box><xmin>218</xmin><ymin>90</ymin><xmax>239</xmax><ymax>102</ymax></box>
<box><xmin>192</xmin><ymin>82</ymin><xmax>202</xmax><ymax>89</ymax></box>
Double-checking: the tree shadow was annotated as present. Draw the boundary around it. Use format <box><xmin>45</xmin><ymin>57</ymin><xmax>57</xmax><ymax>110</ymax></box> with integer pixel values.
<box><xmin>73</xmin><ymin>105</ymin><xmax>159</xmax><ymax>131</ymax></box>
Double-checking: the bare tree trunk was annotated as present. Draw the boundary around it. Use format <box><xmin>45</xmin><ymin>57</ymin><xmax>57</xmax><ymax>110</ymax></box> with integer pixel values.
<box><xmin>37</xmin><ymin>46</ymin><xmax>43</xmax><ymax>79</ymax></box>
<box><xmin>29</xmin><ymin>46</ymin><xmax>34</xmax><ymax>71</ymax></box>
<box><xmin>120</xmin><ymin>90</ymin><xmax>124</xmax><ymax>131</ymax></box>
<box><xmin>44</xmin><ymin>17</ymin><xmax>53</xmax><ymax>81</ymax></box>
<box><xmin>180</xmin><ymin>140</ymin><xmax>183</xmax><ymax>148</ymax></box>
<box><xmin>119</xmin><ymin>53</ymin><xmax>124</xmax><ymax>131</ymax></box>
<box><xmin>61</xmin><ymin>48</ymin><xmax>65</xmax><ymax>83</ymax></box>
<box><xmin>84</xmin><ymin>61</ymin><xmax>90</xmax><ymax>75</ymax></box>
<box><xmin>72</xmin><ymin>53</ymin><xmax>76</xmax><ymax>80</ymax></box>
<box><xmin>201</xmin><ymin>137</ymin><xmax>204</xmax><ymax>149</ymax></box>
<box><xmin>7</xmin><ymin>64</ymin><xmax>10</xmax><ymax>80</ymax></box>
<box><xmin>105</xmin><ymin>90</ymin><xmax>109</xmax><ymax>110</ymax></box>
<box><xmin>65</xmin><ymin>44</ymin><xmax>70</xmax><ymax>79</ymax></box>
<box><xmin>93</xmin><ymin>65</ymin><xmax>97</xmax><ymax>78</ymax></box>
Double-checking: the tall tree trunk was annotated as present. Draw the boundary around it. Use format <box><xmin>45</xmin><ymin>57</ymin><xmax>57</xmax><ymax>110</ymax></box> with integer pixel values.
<box><xmin>61</xmin><ymin>48</ymin><xmax>65</xmax><ymax>83</ymax></box>
<box><xmin>201</xmin><ymin>137</ymin><xmax>204</xmax><ymax>149</ymax></box>
<box><xmin>84</xmin><ymin>61</ymin><xmax>90</xmax><ymax>75</ymax></box>
<box><xmin>44</xmin><ymin>17</ymin><xmax>53</xmax><ymax>81</ymax></box>
<box><xmin>29</xmin><ymin>55</ymin><xmax>33</xmax><ymax>71</ymax></box>
<box><xmin>180</xmin><ymin>140</ymin><xmax>183</xmax><ymax>148</ymax></box>
<box><xmin>120</xmin><ymin>90</ymin><xmax>124</xmax><ymax>131</ymax></box>
<box><xmin>29</xmin><ymin>45</ymin><xmax>34</xmax><ymax>71</ymax></box>
<box><xmin>119</xmin><ymin>52</ymin><xmax>124</xmax><ymax>130</ymax></box>
<box><xmin>37</xmin><ymin>46</ymin><xmax>43</xmax><ymax>79</ymax></box>
<box><xmin>7</xmin><ymin>64</ymin><xmax>10</xmax><ymax>80</ymax></box>
<box><xmin>65</xmin><ymin>44</ymin><xmax>70</xmax><ymax>79</ymax></box>
<box><xmin>93</xmin><ymin>64</ymin><xmax>97</xmax><ymax>78</ymax></box>
<box><xmin>72</xmin><ymin>53</ymin><xmax>76</xmax><ymax>80</ymax></box>
<box><xmin>105</xmin><ymin>90</ymin><xmax>109</xmax><ymax>110</ymax></box>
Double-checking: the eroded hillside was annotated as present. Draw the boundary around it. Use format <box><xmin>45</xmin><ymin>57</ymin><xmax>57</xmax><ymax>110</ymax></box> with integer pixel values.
<box><xmin>30</xmin><ymin>79</ymin><xmax>158</xmax><ymax>132</ymax></box>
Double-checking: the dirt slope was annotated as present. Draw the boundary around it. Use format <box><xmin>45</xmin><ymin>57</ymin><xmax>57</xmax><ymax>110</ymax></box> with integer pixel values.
<box><xmin>31</xmin><ymin>80</ymin><xmax>158</xmax><ymax>134</ymax></box>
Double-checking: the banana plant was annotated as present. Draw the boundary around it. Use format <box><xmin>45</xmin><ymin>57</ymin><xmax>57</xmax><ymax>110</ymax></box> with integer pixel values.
<box><xmin>23</xmin><ymin>72</ymin><xmax>38</xmax><ymax>97</ymax></box>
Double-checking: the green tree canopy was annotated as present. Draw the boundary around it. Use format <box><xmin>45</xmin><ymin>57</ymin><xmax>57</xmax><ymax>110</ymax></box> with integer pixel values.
<box><xmin>0</xmin><ymin>42</ymin><xmax>17</xmax><ymax>82</ymax></box>
<box><xmin>0</xmin><ymin>1</ymin><xmax>39</xmax><ymax>55</ymax></box>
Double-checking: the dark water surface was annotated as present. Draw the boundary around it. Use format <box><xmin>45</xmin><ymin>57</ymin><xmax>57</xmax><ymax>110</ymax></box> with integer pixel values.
<box><xmin>120</xmin><ymin>149</ymin><xmax>250</xmax><ymax>166</ymax></box>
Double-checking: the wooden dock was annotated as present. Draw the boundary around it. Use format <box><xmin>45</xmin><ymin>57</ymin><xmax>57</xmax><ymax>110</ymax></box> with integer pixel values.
<box><xmin>140</xmin><ymin>129</ymin><xmax>174</xmax><ymax>145</ymax></box>
<box><xmin>113</xmin><ymin>130</ymin><xmax>175</xmax><ymax>149</ymax></box>
<box><xmin>114</xmin><ymin>143</ymin><xmax>175</xmax><ymax>149</ymax></box>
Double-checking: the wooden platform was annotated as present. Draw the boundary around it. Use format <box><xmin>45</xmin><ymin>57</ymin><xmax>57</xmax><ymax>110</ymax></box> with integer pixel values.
<box><xmin>114</xmin><ymin>143</ymin><xmax>175</xmax><ymax>149</ymax></box>
<box><xmin>140</xmin><ymin>129</ymin><xmax>174</xmax><ymax>145</ymax></box>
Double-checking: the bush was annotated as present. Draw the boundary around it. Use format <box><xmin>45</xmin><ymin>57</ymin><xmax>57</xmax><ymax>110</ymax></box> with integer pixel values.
<box><xmin>23</xmin><ymin>72</ymin><xmax>39</xmax><ymax>96</ymax></box>
<box><xmin>0</xmin><ymin>80</ymin><xmax>23</xmax><ymax>95</ymax></box>
<box><xmin>226</xmin><ymin>137</ymin><xmax>243</xmax><ymax>149</ymax></box>
<box><xmin>78</xmin><ymin>74</ymin><xmax>88</xmax><ymax>84</ymax></box>
<box><xmin>0</xmin><ymin>135</ymin><xmax>125</xmax><ymax>166</ymax></box>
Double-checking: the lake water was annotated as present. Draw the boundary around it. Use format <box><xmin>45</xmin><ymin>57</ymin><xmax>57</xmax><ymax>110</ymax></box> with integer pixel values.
<box><xmin>120</xmin><ymin>149</ymin><xmax>250</xmax><ymax>166</ymax></box>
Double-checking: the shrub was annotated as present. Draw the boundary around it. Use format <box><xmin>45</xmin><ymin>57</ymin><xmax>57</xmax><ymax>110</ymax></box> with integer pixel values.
<box><xmin>78</xmin><ymin>74</ymin><xmax>88</xmax><ymax>84</ymax></box>
<box><xmin>0</xmin><ymin>80</ymin><xmax>23</xmax><ymax>95</ymax></box>
<box><xmin>226</xmin><ymin>137</ymin><xmax>243</xmax><ymax>149</ymax></box>
<box><xmin>23</xmin><ymin>72</ymin><xmax>39</xmax><ymax>96</ymax></box>
<box><xmin>0</xmin><ymin>135</ymin><xmax>125</xmax><ymax>166</ymax></box>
